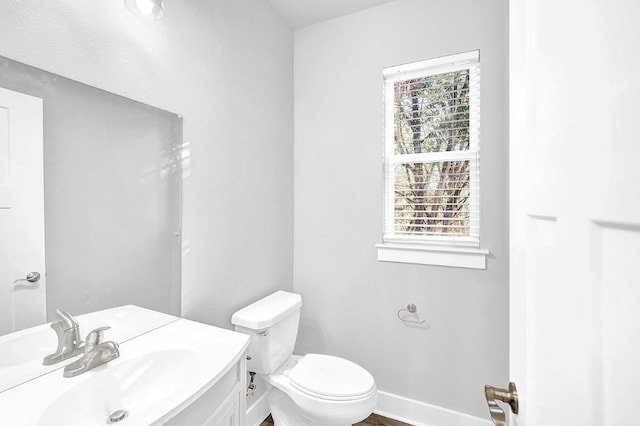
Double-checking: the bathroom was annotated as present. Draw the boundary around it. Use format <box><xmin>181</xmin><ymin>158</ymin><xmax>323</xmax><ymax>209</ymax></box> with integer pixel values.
<box><xmin>0</xmin><ymin>0</ymin><xmax>638</xmax><ymax>425</ymax></box>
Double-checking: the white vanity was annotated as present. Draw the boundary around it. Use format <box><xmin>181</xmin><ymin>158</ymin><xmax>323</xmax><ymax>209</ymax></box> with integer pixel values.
<box><xmin>0</xmin><ymin>306</ymin><xmax>249</xmax><ymax>426</ymax></box>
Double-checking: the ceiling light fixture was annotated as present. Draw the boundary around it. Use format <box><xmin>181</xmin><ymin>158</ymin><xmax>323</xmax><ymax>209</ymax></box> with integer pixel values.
<box><xmin>124</xmin><ymin>0</ymin><xmax>164</xmax><ymax>20</ymax></box>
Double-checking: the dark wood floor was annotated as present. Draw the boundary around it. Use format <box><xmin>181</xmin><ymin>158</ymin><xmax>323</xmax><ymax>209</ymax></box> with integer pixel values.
<box><xmin>354</xmin><ymin>414</ymin><xmax>413</xmax><ymax>426</ymax></box>
<box><xmin>260</xmin><ymin>413</ymin><xmax>412</xmax><ymax>426</ymax></box>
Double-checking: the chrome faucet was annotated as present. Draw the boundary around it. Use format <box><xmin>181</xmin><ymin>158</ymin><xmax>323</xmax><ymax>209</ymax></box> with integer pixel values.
<box><xmin>43</xmin><ymin>310</ymin><xmax>84</xmax><ymax>365</ymax></box>
<box><xmin>63</xmin><ymin>326</ymin><xmax>119</xmax><ymax>377</ymax></box>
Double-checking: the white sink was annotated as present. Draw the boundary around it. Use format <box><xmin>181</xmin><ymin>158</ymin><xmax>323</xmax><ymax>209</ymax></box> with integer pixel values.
<box><xmin>0</xmin><ymin>319</ymin><xmax>249</xmax><ymax>425</ymax></box>
<box><xmin>39</xmin><ymin>349</ymin><xmax>197</xmax><ymax>426</ymax></box>
<box><xmin>0</xmin><ymin>306</ymin><xmax>179</xmax><ymax>393</ymax></box>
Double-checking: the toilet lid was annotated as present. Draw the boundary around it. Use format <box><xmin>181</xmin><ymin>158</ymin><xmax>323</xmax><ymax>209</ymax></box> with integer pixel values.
<box><xmin>288</xmin><ymin>354</ymin><xmax>375</xmax><ymax>400</ymax></box>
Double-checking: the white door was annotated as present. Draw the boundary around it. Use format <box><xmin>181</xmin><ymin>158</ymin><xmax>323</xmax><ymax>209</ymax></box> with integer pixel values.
<box><xmin>0</xmin><ymin>87</ymin><xmax>45</xmax><ymax>335</ymax></box>
<box><xmin>508</xmin><ymin>0</ymin><xmax>640</xmax><ymax>425</ymax></box>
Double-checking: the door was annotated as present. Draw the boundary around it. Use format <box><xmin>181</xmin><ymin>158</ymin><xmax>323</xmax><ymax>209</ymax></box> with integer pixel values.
<box><xmin>0</xmin><ymin>87</ymin><xmax>45</xmax><ymax>335</ymax></box>
<box><xmin>508</xmin><ymin>0</ymin><xmax>640</xmax><ymax>425</ymax></box>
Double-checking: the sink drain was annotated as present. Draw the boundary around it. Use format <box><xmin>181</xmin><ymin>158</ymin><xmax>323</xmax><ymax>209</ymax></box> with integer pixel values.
<box><xmin>107</xmin><ymin>410</ymin><xmax>128</xmax><ymax>423</ymax></box>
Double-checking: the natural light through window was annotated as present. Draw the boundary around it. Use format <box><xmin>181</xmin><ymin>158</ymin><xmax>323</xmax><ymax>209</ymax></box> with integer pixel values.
<box><xmin>377</xmin><ymin>51</ymin><xmax>488</xmax><ymax>269</ymax></box>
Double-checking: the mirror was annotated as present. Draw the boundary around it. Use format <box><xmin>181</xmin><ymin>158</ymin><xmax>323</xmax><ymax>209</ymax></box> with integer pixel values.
<box><xmin>0</xmin><ymin>55</ymin><xmax>182</xmax><ymax>391</ymax></box>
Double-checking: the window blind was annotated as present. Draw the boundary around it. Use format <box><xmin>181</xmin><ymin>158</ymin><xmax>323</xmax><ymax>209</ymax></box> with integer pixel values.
<box><xmin>383</xmin><ymin>51</ymin><xmax>480</xmax><ymax>246</ymax></box>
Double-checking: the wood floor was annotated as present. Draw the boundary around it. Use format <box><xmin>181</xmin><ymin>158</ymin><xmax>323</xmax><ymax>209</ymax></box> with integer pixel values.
<box><xmin>260</xmin><ymin>413</ymin><xmax>412</xmax><ymax>426</ymax></box>
<box><xmin>354</xmin><ymin>414</ymin><xmax>413</xmax><ymax>426</ymax></box>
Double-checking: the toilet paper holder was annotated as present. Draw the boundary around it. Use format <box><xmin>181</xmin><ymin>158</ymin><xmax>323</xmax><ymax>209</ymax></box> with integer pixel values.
<box><xmin>397</xmin><ymin>303</ymin><xmax>426</xmax><ymax>324</ymax></box>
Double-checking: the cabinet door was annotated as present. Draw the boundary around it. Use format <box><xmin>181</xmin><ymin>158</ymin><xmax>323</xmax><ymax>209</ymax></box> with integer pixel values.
<box><xmin>202</xmin><ymin>384</ymin><xmax>240</xmax><ymax>426</ymax></box>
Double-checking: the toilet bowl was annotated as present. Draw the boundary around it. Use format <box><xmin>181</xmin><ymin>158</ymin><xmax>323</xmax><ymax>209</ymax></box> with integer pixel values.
<box><xmin>231</xmin><ymin>291</ymin><xmax>377</xmax><ymax>426</ymax></box>
<box><xmin>267</xmin><ymin>354</ymin><xmax>377</xmax><ymax>425</ymax></box>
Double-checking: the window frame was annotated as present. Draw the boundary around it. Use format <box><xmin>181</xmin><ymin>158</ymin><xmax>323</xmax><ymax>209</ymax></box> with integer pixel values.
<box><xmin>376</xmin><ymin>51</ymin><xmax>488</xmax><ymax>269</ymax></box>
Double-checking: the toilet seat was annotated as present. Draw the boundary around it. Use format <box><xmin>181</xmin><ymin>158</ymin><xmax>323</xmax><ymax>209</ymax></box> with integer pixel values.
<box><xmin>265</xmin><ymin>354</ymin><xmax>378</xmax><ymax>425</ymax></box>
<box><xmin>288</xmin><ymin>354</ymin><xmax>376</xmax><ymax>401</ymax></box>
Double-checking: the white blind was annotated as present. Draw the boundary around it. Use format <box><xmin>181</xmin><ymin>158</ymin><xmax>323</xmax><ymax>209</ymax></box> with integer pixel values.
<box><xmin>383</xmin><ymin>51</ymin><xmax>480</xmax><ymax>246</ymax></box>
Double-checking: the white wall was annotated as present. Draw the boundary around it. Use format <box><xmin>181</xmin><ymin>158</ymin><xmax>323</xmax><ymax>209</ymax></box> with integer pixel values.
<box><xmin>293</xmin><ymin>0</ymin><xmax>508</xmax><ymax>418</ymax></box>
<box><xmin>0</xmin><ymin>0</ymin><xmax>294</xmax><ymax>327</ymax></box>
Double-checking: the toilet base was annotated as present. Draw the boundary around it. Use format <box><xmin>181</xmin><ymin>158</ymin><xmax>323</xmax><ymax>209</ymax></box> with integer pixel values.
<box><xmin>269</xmin><ymin>388</ymin><xmax>351</xmax><ymax>426</ymax></box>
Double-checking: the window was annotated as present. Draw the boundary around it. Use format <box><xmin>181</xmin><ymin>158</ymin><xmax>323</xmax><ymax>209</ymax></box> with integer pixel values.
<box><xmin>377</xmin><ymin>51</ymin><xmax>488</xmax><ymax>269</ymax></box>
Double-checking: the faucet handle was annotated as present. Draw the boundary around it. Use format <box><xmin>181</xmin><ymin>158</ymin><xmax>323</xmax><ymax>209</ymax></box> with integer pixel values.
<box><xmin>42</xmin><ymin>310</ymin><xmax>83</xmax><ymax>366</ymax></box>
<box><xmin>85</xmin><ymin>326</ymin><xmax>111</xmax><ymax>349</ymax></box>
<box><xmin>53</xmin><ymin>309</ymin><xmax>79</xmax><ymax>330</ymax></box>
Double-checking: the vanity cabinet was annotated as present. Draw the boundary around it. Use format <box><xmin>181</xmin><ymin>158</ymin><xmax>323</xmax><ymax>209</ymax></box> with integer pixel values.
<box><xmin>165</xmin><ymin>355</ymin><xmax>246</xmax><ymax>426</ymax></box>
<box><xmin>205</xmin><ymin>383</ymin><xmax>242</xmax><ymax>426</ymax></box>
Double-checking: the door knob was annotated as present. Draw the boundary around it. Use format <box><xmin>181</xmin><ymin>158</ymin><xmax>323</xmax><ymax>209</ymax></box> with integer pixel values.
<box><xmin>485</xmin><ymin>382</ymin><xmax>518</xmax><ymax>426</ymax></box>
<box><xmin>13</xmin><ymin>272</ymin><xmax>41</xmax><ymax>285</ymax></box>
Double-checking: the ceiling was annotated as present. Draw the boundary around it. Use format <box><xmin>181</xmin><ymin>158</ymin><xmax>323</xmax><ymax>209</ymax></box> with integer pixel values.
<box><xmin>267</xmin><ymin>0</ymin><xmax>397</xmax><ymax>29</ymax></box>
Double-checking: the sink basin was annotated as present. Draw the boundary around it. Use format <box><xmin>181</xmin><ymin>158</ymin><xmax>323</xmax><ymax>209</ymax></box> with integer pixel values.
<box><xmin>39</xmin><ymin>349</ymin><xmax>197</xmax><ymax>426</ymax></box>
<box><xmin>0</xmin><ymin>319</ymin><xmax>249</xmax><ymax>425</ymax></box>
<box><xmin>0</xmin><ymin>305</ymin><xmax>178</xmax><ymax>393</ymax></box>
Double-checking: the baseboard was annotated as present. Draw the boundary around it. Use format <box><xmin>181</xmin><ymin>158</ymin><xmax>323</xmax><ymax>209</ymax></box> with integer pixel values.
<box><xmin>245</xmin><ymin>388</ymin><xmax>492</xmax><ymax>426</ymax></box>
<box><xmin>246</xmin><ymin>391</ymin><xmax>271</xmax><ymax>426</ymax></box>
<box><xmin>375</xmin><ymin>391</ymin><xmax>493</xmax><ymax>426</ymax></box>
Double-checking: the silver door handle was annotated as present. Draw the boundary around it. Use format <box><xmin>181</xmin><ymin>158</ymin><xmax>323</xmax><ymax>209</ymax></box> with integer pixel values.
<box><xmin>13</xmin><ymin>272</ymin><xmax>41</xmax><ymax>284</ymax></box>
<box><xmin>485</xmin><ymin>382</ymin><xmax>518</xmax><ymax>426</ymax></box>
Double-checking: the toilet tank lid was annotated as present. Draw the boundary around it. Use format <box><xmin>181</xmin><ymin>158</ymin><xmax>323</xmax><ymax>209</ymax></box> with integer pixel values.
<box><xmin>231</xmin><ymin>291</ymin><xmax>302</xmax><ymax>330</ymax></box>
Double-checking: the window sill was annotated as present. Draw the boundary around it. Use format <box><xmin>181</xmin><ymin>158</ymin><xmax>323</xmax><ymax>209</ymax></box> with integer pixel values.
<box><xmin>376</xmin><ymin>243</ymin><xmax>489</xmax><ymax>269</ymax></box>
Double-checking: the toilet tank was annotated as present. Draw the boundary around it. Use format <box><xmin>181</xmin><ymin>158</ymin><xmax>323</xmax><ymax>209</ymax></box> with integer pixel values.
<box><xmin>231</xmin><ymin>291</ymin><xmax>302</xmax><ymax>374</ymax></box>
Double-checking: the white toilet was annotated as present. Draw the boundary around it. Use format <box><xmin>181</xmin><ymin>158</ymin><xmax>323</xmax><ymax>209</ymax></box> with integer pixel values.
<box><xmin>231</xmin><ymin>291</ymin><xmax>377</xmax><ymax>426</ymax></box>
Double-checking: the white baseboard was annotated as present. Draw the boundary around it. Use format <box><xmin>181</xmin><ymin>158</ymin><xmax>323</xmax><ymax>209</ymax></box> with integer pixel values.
<box><xmin>246</xmin><ymin>391</ymin><xmax>271</xmax><ymax>426</ymax></box>
<box><xmin>375</xmin><ymin>391</ymin><xmax>493</xmax><ymax>426</ymax></box>
<box><xmin>245</xmin><ymin>388</ymin><xmax>492</xmax><ymax>426</ymax></box>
